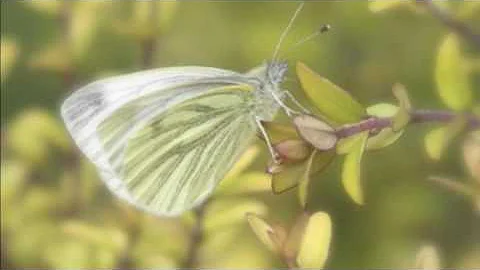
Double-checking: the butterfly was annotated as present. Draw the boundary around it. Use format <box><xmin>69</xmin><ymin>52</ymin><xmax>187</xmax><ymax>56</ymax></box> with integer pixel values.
<box><xmin>61</xmin><ymin>3</ymin><xmax>305</xmax><ymax>216</ymax></box>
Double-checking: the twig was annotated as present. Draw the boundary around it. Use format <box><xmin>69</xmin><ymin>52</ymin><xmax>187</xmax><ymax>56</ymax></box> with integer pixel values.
<box><xmin>59</xmin><ymin>1</ymin><xmax>75</xmax><ymax>88</ymax></box>
<box><xmin>183</xmin><ymin>201</ymin><xmax>209</xmax><ymax>268</ymax></box>
<box><xmin>427</xmin><ymin>176</ymin><xmax>476</xmax><ymax>197</ymax></box>
<box><xmin>335</xmin><ymin>109</ymin><xmax>480</xmax><ymax>139</ymax></box>
<box><xmin>418</xmin><ymin>0</ymin><xmax>480</xmax><ymax>49</ymax></box>
<box><xmin>141</xmin><ymin>1</ymin><xmax>158</xmax><ymax>68</ymax></box>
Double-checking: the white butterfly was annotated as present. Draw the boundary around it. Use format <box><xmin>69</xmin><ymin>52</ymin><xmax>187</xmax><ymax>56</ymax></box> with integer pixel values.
<box><xmin>61</xmin><ymin>3</ymin><xmax>304</xmax><ymax>216</ymax></box>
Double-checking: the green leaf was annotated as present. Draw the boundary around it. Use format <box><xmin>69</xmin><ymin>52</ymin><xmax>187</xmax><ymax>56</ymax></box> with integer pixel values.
<box><xmin>262</xmin><ymin>121</ymin><xmax>300</xmax><ymax>144</ymax></box>
<box><xmin>298</xmin><ymin>150</ymin><xmax>336</xmax><ymax>208</ymax></box>
<box><xmin>365</xmin><ymin>103</ymin><xmax>404</xmax><ymax>150</ymax></box>
<box><xmin>366</xmin><ymin>103</ymin><xmax>398</xmax><ymax>117</ymax></box>
<box><xmin>297</xmin><ymin>62</ymin><xmax>366</xmax><ymax>125</ymax></box>
<box><xmin>217</xmin><ymin>172</ymin><xmax>271</xmax><ymax>196</ymax></box>
<box><xmin>435</xmin><ymin>34</ymin><xmax>473</xmax><ymax>111</ymax></box>
<box><xmin>283</xmin><ymin>213</ymin><xmax>309</xmax><ymax>260</ymax></box>
<box><xmin>336</xmin><ymin>135</ymin><xmax>361</xmax><ymax>155</ymax></box>
<box><xmin>224</xmin><ymin>146</ymin><xmax>260</xmax><ymax>179</ymax></box>
<box><xmin>296</xmin><ymin>212</ymin><xmax>332</xmax><ymax>269</ymax></box>
<box><xmin>341</xmin><ymin>132</ymin><xmax>369</xmax><ymax>205</ymax></box>
<box><xmin>424</xmin><ymin>117</ymin><xmax>466</xmax><ymax>161</ymax></box>
<box><xmin>293</xmin><ymin>115</ymin><xmax>338</xmax><ymax>151</ymax></box>
<box><xmin>246</xmin><ymin>213</ymin><xmax>279</xmax><ymax>253</ymax></box>
<box><xmin>391</xmin><ymin>84</ymin><xmax>412</xmax><ymax>131</ymax></box>
<box><xmin>272</xmin><ymin>149</ymin><xmax>334</xmax><ymax>195</ymax></box>
<box><xmin>271</xmin><ymin>159</ymin><xmax>310</xmax><ymax>194</ymax></box>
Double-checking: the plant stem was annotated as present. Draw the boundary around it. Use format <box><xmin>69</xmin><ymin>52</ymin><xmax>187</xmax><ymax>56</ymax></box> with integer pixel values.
<box><xmin>141</xmin><ymin>1</ymin><xmax>158</xmax><ymax>68</ymax></box>
<box><xmin>418</xmin><ymin>0</ymin><xmax>480</xmax><ymax>49</ymax></box>
<box><xmin>428</xmin><ymin>176</ymin><xmax>476</xmax><ymax>197</ymax></box>
<box><xmin>335</xmin><ymin>109</ymin><xmax>480</xmax><ymax>139</ymax></box>
<box><xmin>59</xmin><ymin>1</ymin><xmax>75</xmax><ymax>89</ymax></box>
<box><xmin>183</xmin><ymin>201</ymin><xmax>208</xmax><ymax>268</ymax></box>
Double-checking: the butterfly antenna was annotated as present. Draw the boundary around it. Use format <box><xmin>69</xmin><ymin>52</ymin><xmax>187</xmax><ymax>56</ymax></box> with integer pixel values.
<box><xmin>285</xmin><ymin>24</ymin><xmax>331</xmax><ymax>55</ymax></box>
<box><xmin>272</xmin><ymin>2</ymin><xmax>305</xmax><ymax>62</ymax></box>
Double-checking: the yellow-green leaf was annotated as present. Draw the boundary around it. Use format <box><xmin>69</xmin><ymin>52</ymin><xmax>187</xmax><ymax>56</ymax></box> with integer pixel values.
<box><xmin>298</xmin><ymin>150</ymin><xmax>335</xmax><ymax>208</ymax></box>
<box><xmin>366</xmin><ymin>103</ymin><xmax>398</xmax><ymax>117</ymax></box>
<box><xmin>392</xmin><ymin>84</ymin><xmax>412</xmax><ymax>131</ymax></box>
<box><xmin>262</xmin><ymin>121</ymin><xmax>300</xmax><ymax>144</ymax></box>
<box><xmin>424</xmin><ymin>117</ymin><xmax>465</xmax><ymax>161</ymax></box>
<box><xmin>435</xmin><ymin>34</ymin><xmax>473</xmax><ymax>111</ymax></box>
<box><xmin>341</xmin><ymin>132</ymin><xmax>369</xmax><ymax>205</ymax></box>
<box><xmin>246</xmin><ymin>213</ymin><xmax>279</xmax><ymax>252</ymax></box>
<box><xmin>336</xmin><ymin>135</ymin><xmax>360</xmax><ymax>155</ymax></box>
<box><xmin>293</xmin><ymin>115</ymin><xmax>338</xmax><ymax>151</ymax></box>
<box><xmin>425</xmin><ymin>127</ymin><xmax>448</xmax><ymax>161</ymax></box>
<box><xmin>224</xmin><ymin>146</ymin><xmax>260</xmax><ymax>179</ymax></box>
<box><xmin>283</xmin><ymin>213</ymin><xmax>309</xmax><ymax>260</ymax></box>
<box><xmin>217</xmin><ymin>172</ymin><xmax>271</xmax><ymax>196</ymax></box>
<box><xmin>271</xmin><ymin>160</ymin><xmax>310</xmax><ymax>194</ymax></box>
<box><xmin>365</xmin><ymin>103</ymin><xmax>404</xmax><ymax>150</ymax></box>
<box><xmin>297</xmin><ymin>62</ymin><xmax>366</xmax><ymax>125</ymax></box>
<box><xmin>415</xmin><ymin>245</ymin><xmax>441</xmax><ymax>270</ymax></box>
<box><xmin>296</xmin><ymin>212</ymin><xmax>332</xmax><ymax>269</ymax></box>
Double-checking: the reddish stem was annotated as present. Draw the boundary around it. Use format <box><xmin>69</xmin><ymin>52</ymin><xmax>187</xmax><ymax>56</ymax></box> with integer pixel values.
<box><xmin>335</xmin><ymin>109</ymin><xmax>480</xmax><ymax>139</ymax></box>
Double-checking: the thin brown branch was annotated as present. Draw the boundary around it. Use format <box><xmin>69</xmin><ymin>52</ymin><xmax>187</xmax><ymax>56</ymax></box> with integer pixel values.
<box><xmin>141</xmin><ymin>1</ymin><xmax>158</xmax><ymax>69</ymax></box>
<box><xmin>427</xmin><ymin>176</ymin><xmax>476</xmax><ymax>197</ymax></box>
<box><xmin>418</xmin><ymin>0</ymin><xmax>480</xmax><ymax>49</ymax></box>
<box><xmin>183</xmin><ymin>201</ymin><xmax>209</xmax><ymax>268</ymax></box>
<box><xmin>335</xmin><ymin>109</ymin><xmax>480</xmax><ymax>139</ymax></box>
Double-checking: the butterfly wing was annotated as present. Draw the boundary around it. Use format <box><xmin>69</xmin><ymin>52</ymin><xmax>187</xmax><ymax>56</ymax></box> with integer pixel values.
<box><xmin>61</xmin><ymin>67</ymin><xmax>257</xmax><ymax>216</ymax></box>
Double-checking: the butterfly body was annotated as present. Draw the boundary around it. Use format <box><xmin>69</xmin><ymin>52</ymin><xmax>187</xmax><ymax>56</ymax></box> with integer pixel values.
<box><xmin>61</xmin><ymin>61</ymin><xmax>287</xmax><ymax>216</ymax></box>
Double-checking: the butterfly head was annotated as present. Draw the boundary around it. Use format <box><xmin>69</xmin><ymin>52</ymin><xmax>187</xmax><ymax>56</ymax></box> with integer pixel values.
<box><xmin>266</xmin><ymin>61</ymin><xmax>288</xmax><ymax>85</ymax></box>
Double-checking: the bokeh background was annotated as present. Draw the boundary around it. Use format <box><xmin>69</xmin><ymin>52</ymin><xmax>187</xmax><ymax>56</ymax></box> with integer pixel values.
<box><xmin>1</xmin><ymin>1</ymin><xmax>479</xmax><ymax>269</ymax></box>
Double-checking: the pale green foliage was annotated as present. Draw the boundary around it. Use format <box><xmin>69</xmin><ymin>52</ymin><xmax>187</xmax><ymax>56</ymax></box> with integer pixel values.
<box><xmin>435</xmin><ymin>34</ymin><xmax>473</xmax><ymax>111</ymax></box>
<box><xmin>296</xmin><ymin>212</ymin><xmax>332</xmax><ymax>269</ymax></box>
<box><xmin>341</xmin><ymin>132</ymin><xmax>369</xmax><ymax>205</ymax></box>
<box><xmin>391</xmin><ymin>84</ymin><xmax>412</xmax><ymax>132</ymax></box>
<box><xmin>246</xmin><ymin>213</ymin><xmax>278</xmax><ymax>252</ymax></box>
<box><xmin>365</xmin><ymin>103</ymin><xmax>404</xmax><ymax>150</ymax></box>
<box><xmin>297</xmin><ymin>150</ymin><xmax>335</xmax><ymax>208</ymax></box>
<box><xmin>296</xmin><ymin>62</ymin><xmax>366</xmax><ymax>125</ymax></box>
<box><xmin>424</xmin><ymin>117</ymin><xmax>465</xmax><ymax>161</ymax></box>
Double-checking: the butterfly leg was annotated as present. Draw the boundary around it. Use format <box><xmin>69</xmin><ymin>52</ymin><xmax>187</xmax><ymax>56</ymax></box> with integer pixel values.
<box><xmin>255</xmin><ymin>117</ymin><xmax>280</xmax><ymax>164</ymax></box>
<box><xmin>269</xmin><ymin>90</ymin><xmax>298</xmax><ymax>117</ymax></box>
<box><xmin>282</xmin><ymin>90</ymin><xmax>311</xmax><ymax>114</ymax></box>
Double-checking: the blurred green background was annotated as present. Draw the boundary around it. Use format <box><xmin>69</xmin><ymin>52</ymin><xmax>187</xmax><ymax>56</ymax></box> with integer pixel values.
<box><xmin>1</xmin><ymin>1</ymin><xmax>479</xmax><ymax>269</ymax></box>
